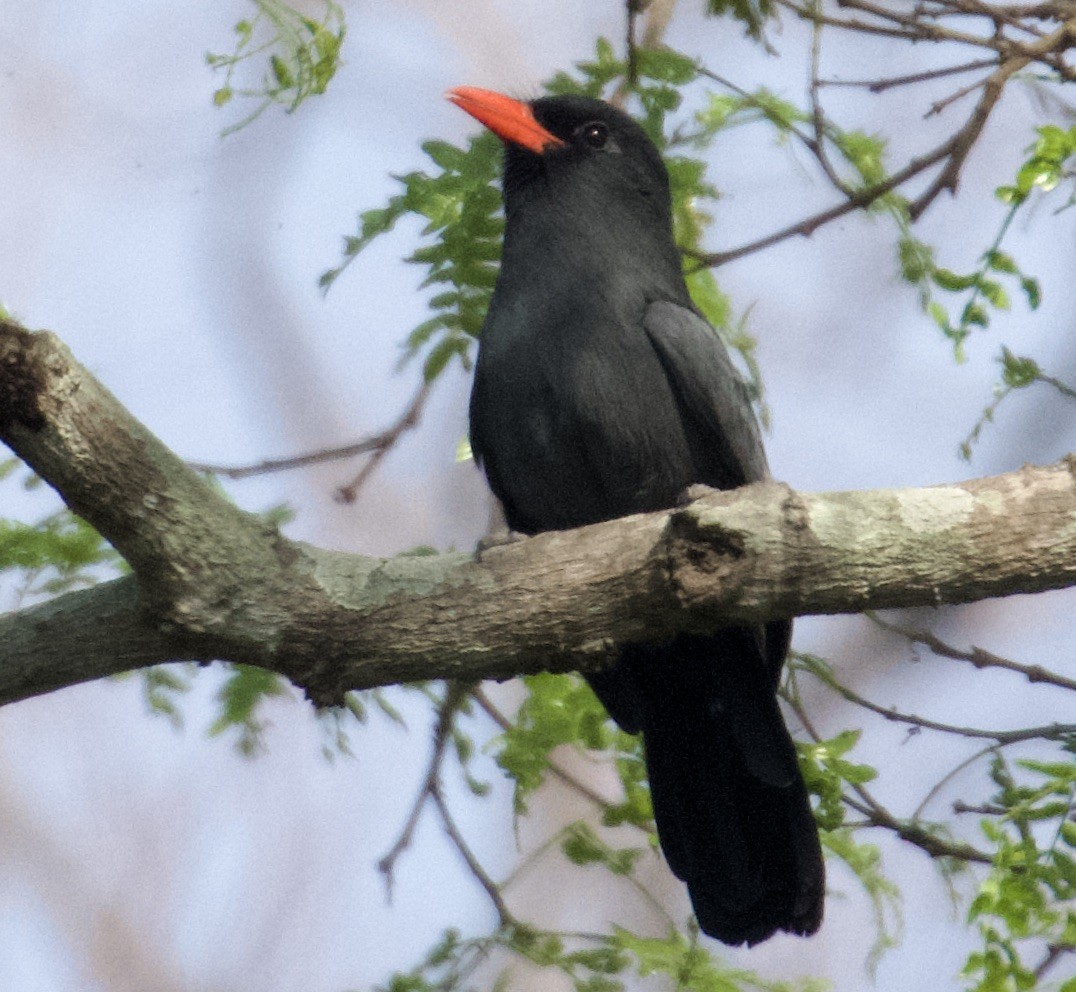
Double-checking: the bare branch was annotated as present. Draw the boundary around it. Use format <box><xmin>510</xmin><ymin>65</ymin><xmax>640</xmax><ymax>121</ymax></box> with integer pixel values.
<box><xmin>952</xmin><ymin>800</ymin><xmax>1007</xmax><ymax>815</ymax></box>
<box><xmin>431</xmin><ymin>781</ymin><xmax>517</xmax><ymax>927</ymax></box>
<box><xmin>335</xmin><ymin>381</ymin><xmax>432</xmax><ymax>503</ymax></box>
<box><xmin>784</xmin><ymin>691</ymin><xmax>993</xmax><ymax>862</ymax></box>
<box><xmin>909</xmin><ymin>55</ymin><xmax>1030</xmax><ymax>218</ymax></box>
<box><xmin>378</xmin><ymin>682</ymin><xmax>471</xmax><ymax>891</ymax></box>
<box><xmin>187</xmin><ymin>381</ymin><xmax>432</xmax><ymax>490</ymax></box>
<box><xmin>848</xmin><ymin>794</ymin><xmax>994</xmax><ymax>863</ymax></box>
<box><xmin>690</xmin><ymin>0</ymin><xmax>1076</xmax><ymax>264</ymax></box>
<box><xmin>691</xmin><ymin>136</ymin><xmax>955</xmax><ymax>266</ymax></box>
<box><xmin>924</xmin><ymin>75</ymin><xmax>992</xmax><ymax>117</ymax></box>
<box><xmin>817</xmin><ymin>58</ymin><xmax>1000</xmax><ymax>92</ymax></box>
<box><xmin>1035</xmin><ymin>942</ymin><xmax>1076</xmax><ymax>980</ymax></box>
<box><xmin>871</xmin><ymin>616</ymin><xmax>1076</xmax><ymax>692</ymax></box>
<box><xmin>800</xmin><ymin>657</ymin><xmax>1076</xmax><ymax>741</ymax></box>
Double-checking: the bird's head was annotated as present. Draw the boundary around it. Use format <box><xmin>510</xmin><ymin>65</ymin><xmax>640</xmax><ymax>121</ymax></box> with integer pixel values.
<box><xmin>447</xmin><ymin>87</ymin><xmax>672</xmax><ymax>227</ymax></box>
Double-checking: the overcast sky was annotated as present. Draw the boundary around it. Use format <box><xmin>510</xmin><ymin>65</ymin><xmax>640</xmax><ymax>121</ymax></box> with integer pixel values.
<box><xmin>2</xmin><ymin>2</ymin><xmax>1075</xmax><ymax>990</ymax></box>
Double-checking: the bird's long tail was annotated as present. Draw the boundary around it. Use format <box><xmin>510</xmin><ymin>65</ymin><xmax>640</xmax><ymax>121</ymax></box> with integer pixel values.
<box><xmin>624</xmin><ymin>631</ymin><xmax>824</xmax><ymax>946</ymax></box>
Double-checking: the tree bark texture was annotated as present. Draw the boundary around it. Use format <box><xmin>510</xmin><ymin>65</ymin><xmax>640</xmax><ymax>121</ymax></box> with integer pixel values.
<box><xmin>2</xmin><ymin>319</ymin><xmax>1075</xmax><ymax>709</ymax></box>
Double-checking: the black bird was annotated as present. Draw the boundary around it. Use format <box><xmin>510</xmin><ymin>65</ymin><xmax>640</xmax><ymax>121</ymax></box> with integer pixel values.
<box><xmin>448</xmin><ymin>86</ymin><xmax>824</xmax><ymax>945</ymax></box>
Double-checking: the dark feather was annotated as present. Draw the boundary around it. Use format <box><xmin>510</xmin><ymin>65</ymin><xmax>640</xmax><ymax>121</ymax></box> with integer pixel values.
<box><xmin>466</xmin><ymin>92</ymin><xmax>824</xmax><ymax>945</ymax></box>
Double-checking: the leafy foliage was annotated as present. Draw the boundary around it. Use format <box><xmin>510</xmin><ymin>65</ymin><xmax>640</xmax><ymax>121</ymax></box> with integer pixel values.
<box><xmin>208</xmin><ymin>663</ymin><xmax>289</xmax><ymax>756</ymax></box>
<box><xmin>493</xmin><ymin>673</ymin><xmax>616</xmax><ymax>813</ymax></box>
<box><xmin>960</xmin><ymin>350</ymin><xmax>1076</xmax><ymax>462</ymax></box>
<box><xmin>793</xmin><ymin>647</ymin><xmax>1076</xmax><ymax>990</ymax></box>
<box><xmin>0</xmin><ymin>464</ymin><xmax>118</xmax><ymax>596</ymax></box>
<box><xmin>896</xmin><ymin>226</ymin><xmax>1041</xmax><ymax>362</ymax></box>
<box><xmin>704</xmin><ymin>0</ymin><xmax>776</xmax><ymax>40</ymax></box>
<box><xmin>137</xmin><ymin>663</ymin><xmax>196</xmax><ymax>730</ymax></box>
<box><xmin>320</xmin><ymin>130</ymin><xmax>503</xmax><ymax>382</ymax></box>
<box><xmin>611</xmin><ymin>925</ymin><xmax>828</xmax><ymax>992</ymax></box>
<box><xmin>322</xmin><ymin>41</ymin><xmax>779</xmax><ymax>406</ymax></box>
<box><xmin>207</xmin><ymin>0</ymin><xmax>345</xmax><ymax>135</ymax></box>
<box><xmin>364</xmin><ymin>922</ymin><xmax>829</xmax><ymax>992</ymax></box>
<box><xmin>964</xmin><ymin>753</ymin><xmax>1076</xmax><ymax>992</ymax></box>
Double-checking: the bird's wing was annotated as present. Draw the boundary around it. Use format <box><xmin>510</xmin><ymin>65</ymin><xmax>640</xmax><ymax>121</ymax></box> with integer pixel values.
<box><xmin>644</xmin><ymin>300</ymin><xmax>790</xmax><ymax>683</ymax></box>
<box><xmin>642</xmin><ymin>300</ymin><xmax>769</xmax><ymax>488</ymax></box>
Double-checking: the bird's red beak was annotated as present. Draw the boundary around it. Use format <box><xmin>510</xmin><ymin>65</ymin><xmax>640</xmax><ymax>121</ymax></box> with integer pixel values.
<box><xmin>446</xmin><ymin>87</ymin><xmax>564</xmax><ymax>154</ymax></box>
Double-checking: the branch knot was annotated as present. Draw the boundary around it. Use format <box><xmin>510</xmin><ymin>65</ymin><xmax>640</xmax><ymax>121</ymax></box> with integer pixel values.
<box><xmin>663</xmin><ymin>492</ymin><xmax>750</xmax><ymax>615</ymax></box>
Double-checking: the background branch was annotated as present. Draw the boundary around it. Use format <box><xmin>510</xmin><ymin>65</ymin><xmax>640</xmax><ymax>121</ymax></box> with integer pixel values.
<box><xmin>186</xmin><ymin>380</ymin><xmax>432</xmax><ymax>498</ymax></box>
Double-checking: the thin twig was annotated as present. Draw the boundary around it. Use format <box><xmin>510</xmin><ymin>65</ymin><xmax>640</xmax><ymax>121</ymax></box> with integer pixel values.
<box><xmin>691</xmin><ymin>134</ymin><xmax>955</xmax><ymax>267</ymax></box>
<box><xmin>1035</xmin><ymin>942</ymin><xmax>1075</xmax><ymax>980</ymax></box>
<box><xmin>335</xmin><ymin>380</ymin><xmax>433</xmax><ymax>502</ymax></box>
<box><xmin>871</xmin><ymin>615</ymin><xmax>1076</xmax><ymax>692</ymax></box>
<box><xmin>913</xmin><ymin>743</ymin><xmax>1000</xmax><ymax>820</ymax></box>
<box><xmin>378</xmin><ymin>681</ymin><xmax>470</xmax><ymax>893</ymax></box>
<box><xmin>783</xmin><ymin>690</ymin><xmax>993</xmax><ymax>863</ymax></box>
<box><xmin>804</xmin><ymin>663</ymin><xmax>1076</xmax><ymax>743</ymax></box>
<box><xmin>777</xmin><ymin>0</ymin><xmax>995</xmax><ymax>47</ymax></box>
<box><xmin>952</xmin><ymin>800</ymin><xmax>1007</xmax><ymax>815</ymax></box>
<box><xmin>830</xmin><ymin>0</ymin><xmax>1019</xmax><ymax>49</ymax></box>
<box><xmin>626</xmin><ymin>0</ymin><xmax>643</xmax><ymax>86</ymax></box>
<box><xmin>909</xmin><ymin>56</ymin><xmax>1030</xmax><ymax>217</ymax></box>
<box><xmin>818</xmin><ymin>57</ymin><xmax>999</xmax><ymax>92</ymax></box>
<box><xmin>925</xmin><ymin>74</ymin><xmax>992</xmax><ymax>117</ymax></box>
<box><xmin>188</xmin><ymin>379</ymin><xmax>431</xmax><ymax>493</ymax></box>
<box><xmin>431</xmin><ymin>781</ymin><xmax>517</xmax><ymax>927</ymax></box>
<box><xmin>1042</xmin><ymin>372</ymin><xmax>1076</xmax><ymax>400</ymax></box>
<box><xmin>611</xmin><ymin>0</ymin><xmax>674</xmax><ymax>107</ymax></box>
<box><xmin>808</xmin><ymin>7</ymin><xmax>855</xmax><ymax>195</ymax></box>
<box><xmin>848</xmin><ymin>793</ymin><xmax>994</xmax><ymax>862</ymax></box>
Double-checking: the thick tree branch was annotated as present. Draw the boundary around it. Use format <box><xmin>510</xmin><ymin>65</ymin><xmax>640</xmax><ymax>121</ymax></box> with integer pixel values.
<box><xmin>2</xmin><ymin>319</ymin><xmax>1076</xmax><ymax>710</ymax></box>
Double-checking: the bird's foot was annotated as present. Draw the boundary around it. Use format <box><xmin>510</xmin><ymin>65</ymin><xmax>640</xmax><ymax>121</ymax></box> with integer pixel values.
<box><xmin>474</xmin><ymin>529</ymin><xmax>527</xmax><ymax>561</ymax></box>
<box><xmin>677</xmin><ymin>483</ymin><xmax>715</xmax><ymax>507</ymax></box>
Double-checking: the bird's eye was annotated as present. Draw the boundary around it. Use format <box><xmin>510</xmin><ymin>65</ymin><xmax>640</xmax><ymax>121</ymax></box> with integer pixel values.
<box><xmin>581</xmin><ymin>121</ymin><xmax>609</xmax><ymax>149</ymax></box>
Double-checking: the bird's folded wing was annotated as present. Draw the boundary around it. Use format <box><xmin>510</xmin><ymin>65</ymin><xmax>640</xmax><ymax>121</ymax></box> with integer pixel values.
<box><xmin>642</xmin><ymin>300</ymin><xmax>770</xmax><ymax>488</ymax></box>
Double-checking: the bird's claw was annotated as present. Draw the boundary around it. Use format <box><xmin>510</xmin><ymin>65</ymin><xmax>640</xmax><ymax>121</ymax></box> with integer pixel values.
<box><xmin>474</xmin><ymin>529</ymin><xmax>527</xmax><ymax>561</ymax></box>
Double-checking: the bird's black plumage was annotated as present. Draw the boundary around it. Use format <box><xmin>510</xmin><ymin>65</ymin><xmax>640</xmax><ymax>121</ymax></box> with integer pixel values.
<box><xmin>460</xmin><ymin>91</ymin><xmax>824</xmax><ymax>945</ymax></box>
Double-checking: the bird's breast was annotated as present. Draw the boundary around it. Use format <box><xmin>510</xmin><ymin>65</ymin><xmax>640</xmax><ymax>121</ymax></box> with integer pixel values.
<box><xmin>470</xmin><ymin>299</ymin><xmax>698</xmax><ymax>533</ymax></box>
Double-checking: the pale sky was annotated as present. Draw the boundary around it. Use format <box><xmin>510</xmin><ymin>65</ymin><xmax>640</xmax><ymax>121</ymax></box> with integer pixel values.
<box><xmin>2</xmin><ymin>2</ymin><xmax>1075</xmax><ymax>990</ymax></box>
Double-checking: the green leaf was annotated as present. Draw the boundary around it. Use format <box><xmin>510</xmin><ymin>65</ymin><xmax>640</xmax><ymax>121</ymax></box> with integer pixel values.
<box><xmin>421</xmin><ymin>332</ymin><xmax>468</xmax><ymax>382</ymax></box>
<box><xmin>932</xmin><ymin>268</ymin><xmax>978</xmax><ymax>292</ymax></box>
<box><xmin>705</xmin><ymin>0</ymin><xmax>775</xmax><ymax>38</ymax></box>
<box><xmin>984</xmin><ymin>250</ymin><xmax>1018</xmax><ymax>274</ymax></box>
<box><xmin>994</xmin><ymin>350</ymin><xmax>1037</xmax><ymax>389</ymax></box>
<box><xmin>270</xmin><ymin>53</ymin><xmax>294</xmax><ymax>88</ymax></box>
<box><xmin>978</xmin><ymin>280</ymin><xmax>1010</xmax><ymax>311</ymax></box>
<box><xmin>492</xmin><ymin>673</ymin><xmax>615</xmax><ymax>813</ymax></box>
<box><xmin>208</xmin><ymin>664</ymin><xmax>287</xmax><ymax>756</ymax></box>
<box><xmin>834</xmin><ymin>130</ymin><xmax>887</xmax><ymax>186</ymax></box>
<box><xmin>635</xmin><ymin>47</ymin><xmax>698</xmax><ymax>86</ymax></box>
<box><xmin>0</xmin><ymin>512</ymin><xmax>115</xmax><ymax>576</ymax></box>
<box><xmin>961</xmin><ymin>302</ymin><xmax>989</xmax><ymax>328</ymax></box>
<box><xmin>561</xmin><ymin>822</ymin><xmax>642</xmax><ymax>875</ymax></box>
<box><xmin>209</xmin><ymin>0</ymin><xmax>346</xmax><ymax>134</ymax></box>
<box><xmin>1020</xmin><ymin>276</ymin><xmax>1041</xmax><ymax>310</ymax></box>
<box><xmin>898</xmin><ymin>236</ymin><xmax>934</xmax><ymax>283</ymax></box>
<box><xmin>422</xmin><ymin>139</ymin><xmax>469</xmax><ymax>173</ymax></box>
